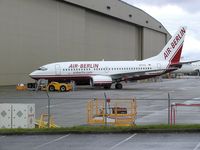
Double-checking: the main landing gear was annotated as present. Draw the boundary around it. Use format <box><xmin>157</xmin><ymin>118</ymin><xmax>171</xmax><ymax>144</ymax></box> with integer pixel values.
<box><xmin>103</xmin><ymin>83</ymin><xmax>123</xmax><ymax>89</ymax></box>
<box><xmin>115</xmin><ymin>83</ymin><xmax>123</xmax><ymax>89</ymax></box>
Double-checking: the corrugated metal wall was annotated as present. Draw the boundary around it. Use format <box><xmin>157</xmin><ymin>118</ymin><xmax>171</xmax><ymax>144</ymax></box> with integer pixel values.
<box><xmin>84</xmin><ymin>11</ymin><xmax>140</xmax><ymax>61</ymax></box>
<box><xmin>0</xmin><ymin>0</ymin><xmax>167</xmax><ymax>85</ymax></box>
<box><xmin>142</xmin><ymin>28</ymin><xmax>166</xmax><ymax>59</ymax></box>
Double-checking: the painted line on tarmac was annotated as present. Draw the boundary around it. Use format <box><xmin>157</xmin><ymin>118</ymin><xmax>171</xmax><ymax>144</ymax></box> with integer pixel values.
<box><xmin>109</xmin><ymin>134</ymin><xmax>137</xmax><ymax>150</ymax></box>
<box><xmin>193</xmin><ymin>141</ymin><xmax>200</xmax><ymax>150</ymax></box>
<box><xmin>33</xmin><ymin>134</ymin><xmax>70</xmax><ymax>149</ymax></box>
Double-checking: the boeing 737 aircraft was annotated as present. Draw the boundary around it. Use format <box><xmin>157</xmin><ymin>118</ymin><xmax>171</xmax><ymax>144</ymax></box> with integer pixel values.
<box><xmin>30</xmin><ymin>26</ymin><xmax>189</xmax><ymax>89</ymax></box>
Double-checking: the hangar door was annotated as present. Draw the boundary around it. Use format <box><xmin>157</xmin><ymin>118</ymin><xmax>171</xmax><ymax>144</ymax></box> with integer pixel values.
<box><xmin>142</xmin><ymin>28</ymin><xmax>166</xmax><ymax>59</ymax></box>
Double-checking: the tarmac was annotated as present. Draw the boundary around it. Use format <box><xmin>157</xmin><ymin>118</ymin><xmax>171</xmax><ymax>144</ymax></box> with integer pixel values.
<box><xmin>1</xmin><ymin>78</ymin><xmax>200</xmax><ymax>150</ymax></box>
<box><xmin>1</xmin><ymin>78</ymin><xmax>200</xmax><ymax>126</ymax></box>
<box><xmin>1</xmin><ymin>133</ymin><xmax>200</xmax><ymax>150</ymax></box>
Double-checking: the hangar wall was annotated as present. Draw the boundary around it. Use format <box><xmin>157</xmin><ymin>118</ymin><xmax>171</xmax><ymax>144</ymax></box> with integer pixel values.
<box><xmin>85</xmin><ymin>11</ymin><xmax>140</xmax><ymax>60</ymax></box>
<box><xmin>0</xmin><ymin>0</ymin><xmax>170</xmax><ymax>85</ymax></box>
<box><xmin>142</xmin><ymin>28</ymin><xmax>167</xmax><ymax>59</ymax></box>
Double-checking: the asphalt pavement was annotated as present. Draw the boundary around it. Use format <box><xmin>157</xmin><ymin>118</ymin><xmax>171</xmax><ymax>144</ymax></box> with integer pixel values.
<box><xmin>1</xmin><ymin>133</ymin><xmax>200</xmax><ymax>150</ymax></box>
<box><xmin>1</xmin><ymin>78</ymin><xmax>200</xmax><ymax>126</ymax></box>
<box><xmin>1</xmin><ymin>78</ymin><xmax>200</xmax><ymax>150</ymax></box>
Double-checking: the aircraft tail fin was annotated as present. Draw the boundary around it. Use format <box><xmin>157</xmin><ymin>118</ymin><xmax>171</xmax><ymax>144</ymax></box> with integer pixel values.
<box><xmin>145</xmin><ymin>26</ymin><xmax>186</xmax><ymax>64</ymax></box>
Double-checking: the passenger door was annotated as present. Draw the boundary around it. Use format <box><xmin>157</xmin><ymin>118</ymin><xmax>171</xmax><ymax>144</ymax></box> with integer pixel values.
<box><xmin>55</xmin><ymin>64</ymin><xmax>61</xmax><ymax>75</ymax></box>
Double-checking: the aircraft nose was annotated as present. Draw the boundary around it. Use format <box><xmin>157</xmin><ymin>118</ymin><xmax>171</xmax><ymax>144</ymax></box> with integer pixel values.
<box><xmin>29</xmin><ymin>71</ymin><xmax>37</xmax><ymax>79</ymax></box>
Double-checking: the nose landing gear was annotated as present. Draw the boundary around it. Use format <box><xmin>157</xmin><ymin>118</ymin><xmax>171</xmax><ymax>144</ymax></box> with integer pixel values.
<box><xmin>115</xmin><ymin>83</ymin><xmax>123</xmax><ymax>89</ymax></box>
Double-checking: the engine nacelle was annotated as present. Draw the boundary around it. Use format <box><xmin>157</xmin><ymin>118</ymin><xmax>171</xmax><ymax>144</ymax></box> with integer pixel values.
<box><xmin>90</xmin><ymin>75</ymin><xmax>112</xmax><ymax>86</ymax></box>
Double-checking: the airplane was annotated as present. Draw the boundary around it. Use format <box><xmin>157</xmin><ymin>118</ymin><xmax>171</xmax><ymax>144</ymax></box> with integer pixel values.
<box><xmin>173</xmin><ymin>60</ymin><xmax>200</xmax><ymax>74</ymax></box>
<box><xmin>30</xmin><ymin>26</ymin><xmax>190</xmax><ymax>89</ymax></box>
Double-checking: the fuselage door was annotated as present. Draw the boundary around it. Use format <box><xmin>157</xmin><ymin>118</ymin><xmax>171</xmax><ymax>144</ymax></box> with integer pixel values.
<box><xmin>157</xmin><ymin>63</ymin><xmax>161</xmax><ymax>69</ymax></box>
<box><xmin>55</xmin><ymin>64</ymin><xmax>61</xmax><ymax>75</ymax></box>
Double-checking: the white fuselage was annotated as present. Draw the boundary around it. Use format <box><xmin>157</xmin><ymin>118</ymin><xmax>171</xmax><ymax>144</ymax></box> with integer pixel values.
<box><xmin>30</xmin><ymin>60</ymin><xmax>169</xmax><ymax>82</ymax></box>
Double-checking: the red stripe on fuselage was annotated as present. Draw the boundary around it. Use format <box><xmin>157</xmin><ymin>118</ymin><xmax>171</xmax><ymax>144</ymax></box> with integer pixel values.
<box><xmin>30</xmin><ymin>75</ymin><xmax>91</xmax><ymax>82</ymax></box>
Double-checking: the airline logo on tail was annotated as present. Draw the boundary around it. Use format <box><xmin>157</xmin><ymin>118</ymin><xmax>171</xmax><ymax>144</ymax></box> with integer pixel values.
<box><xmin>164</xmin><ymin>27</ymin><xmax>186</xmax><ymax>60</ymax></box>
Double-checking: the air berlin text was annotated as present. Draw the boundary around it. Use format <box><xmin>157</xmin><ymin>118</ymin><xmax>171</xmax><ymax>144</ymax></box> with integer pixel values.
<box><xmin>164</xmin><ymin>27</ymin><xmax>186</xmax><ymax>60</ymax></box>
<box><xmin>69</xmin><ymin>64</ymin><xmax>99</xmax><ymax>68</ymax></box>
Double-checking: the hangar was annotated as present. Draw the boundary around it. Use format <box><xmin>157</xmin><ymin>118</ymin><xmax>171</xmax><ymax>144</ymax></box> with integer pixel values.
<box><xmin>0</xmin><ymin>0</ymin><xmax>171</xmax><ymax>85</ymax></box>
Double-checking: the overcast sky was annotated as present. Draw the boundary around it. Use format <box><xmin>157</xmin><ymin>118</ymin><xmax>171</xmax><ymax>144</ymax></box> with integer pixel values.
<box><xmin>123</xmin><ymin>0</ymin><xmax>200</xmax><ymax>60</ymax></box>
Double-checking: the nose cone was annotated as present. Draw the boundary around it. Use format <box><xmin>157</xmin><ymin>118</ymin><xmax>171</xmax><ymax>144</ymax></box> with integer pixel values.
<box><xmin>29</xmin><ymin>65</ymin><xmax>49</xmax><ymax>80</ymax></box>
<box><xmin>29</xmin><ymin>71</ymin><xmax>37</xmax><ymax>79</ymax></box>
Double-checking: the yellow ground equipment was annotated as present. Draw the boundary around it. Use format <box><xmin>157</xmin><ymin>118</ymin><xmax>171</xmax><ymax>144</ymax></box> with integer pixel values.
<box><xmin>16</xmin><ymin>83</ymin><xmax>27</xmax><ymax>91</ymax></box>
<box><xmin>87</xmin><ymin>98</ymin><xmax>137</xmax><ymax>127</ymax></box>
<box><xmin>35</xmin><ymin>114</ymin><xmax>58</xmax><ymax>128</ymax></box>
<box><xmin>48</xmin><ymin>82</ymin><xmax>72</xmax><ymax>92</ymax></box>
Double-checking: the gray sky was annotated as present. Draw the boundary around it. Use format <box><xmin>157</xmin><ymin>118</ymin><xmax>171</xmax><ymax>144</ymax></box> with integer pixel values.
<box><xmin>123</xmin><ymin>0</ymin><xmax>200</xmax><ymax>60</ymax></box>
<box><xmin>124</xmin><ymin>0</ymin><xmax>200</xmax><ymax>12</ymax></box>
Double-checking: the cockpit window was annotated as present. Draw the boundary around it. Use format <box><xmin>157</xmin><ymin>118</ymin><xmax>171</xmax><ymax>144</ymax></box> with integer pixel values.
<box><xmin>38</xmin><ymin>67</ymin><xmax>47</xmax><ymax>71</ymax></box>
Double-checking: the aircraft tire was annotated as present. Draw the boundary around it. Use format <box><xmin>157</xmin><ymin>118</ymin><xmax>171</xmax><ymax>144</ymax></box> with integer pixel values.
<box><xmin>115</xmin><ymin>83</ymin><xmax>122</xmax><ymax>89</ymax></box>
<box><xmin>48</xmin><ymin>85</ymin><xmax>55</xmax><ymax>92</ymax></box>
<box><xmin>60</xmin><ymin>85</ymin><xmax>66</xmax><ymax>92</ymax></box>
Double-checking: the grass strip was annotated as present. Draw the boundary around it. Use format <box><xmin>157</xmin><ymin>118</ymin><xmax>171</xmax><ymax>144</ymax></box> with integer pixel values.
<box><xmin>1</xmin><ymin>124</ymin><xmax>200</xmax><ymax>135</ymax></box>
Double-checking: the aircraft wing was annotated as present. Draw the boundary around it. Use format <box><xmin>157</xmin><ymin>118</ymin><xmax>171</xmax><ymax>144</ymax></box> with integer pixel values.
<box><xmin>178</xmin><ymin>60</ymin><xmax>200</xmax><ymax>65</ymax></box>
<box><xmin>169</xmin><ymin>60</ymin><xmax>200</xmax><ymax>68</ymax></box>
<box><xmin>110</xmin><ymin>68</ymin><xmax>177</xmax><ymax>81</ymax></box>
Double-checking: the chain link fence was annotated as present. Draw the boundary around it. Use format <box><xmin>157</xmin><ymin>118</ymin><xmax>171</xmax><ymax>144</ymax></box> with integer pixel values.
<box><xmin>1</xmin><ymin>94</ymin><xmax>200</xmax><ymax>127</ymax></box>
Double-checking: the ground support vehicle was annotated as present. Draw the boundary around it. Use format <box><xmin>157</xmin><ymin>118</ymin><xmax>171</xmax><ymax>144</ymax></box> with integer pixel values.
<box><xmin>48</xmin><ymin>82</ymin><xmax>72</xmax><ymax>92</ymax></box>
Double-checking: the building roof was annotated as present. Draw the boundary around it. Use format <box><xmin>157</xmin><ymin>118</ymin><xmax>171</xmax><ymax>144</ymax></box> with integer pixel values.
<box><xmin>62</xmin><ymin>0</ymin><xmax>170</xmax><ymax>35</ymax></box>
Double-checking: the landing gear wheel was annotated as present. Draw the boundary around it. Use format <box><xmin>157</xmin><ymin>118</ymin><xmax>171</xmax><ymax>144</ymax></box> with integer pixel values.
<box><xmin>104</xmin><ymin>84</ymin><xmax>111</xmax><ymax>89</ymax></box>
<box><xmin>48</xmin><ymin>85</ymin><xmax>55</xmax><ymax>91</ymax></box>
<box><xmin>115</xmin><ymin>83</ymin><xmax>122</xmax><ymax>89</ymax></box>
<box><xmin>60</xmin><ymin>85</ymin><xmax>66</xmax><ymax>92</ymax></box>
